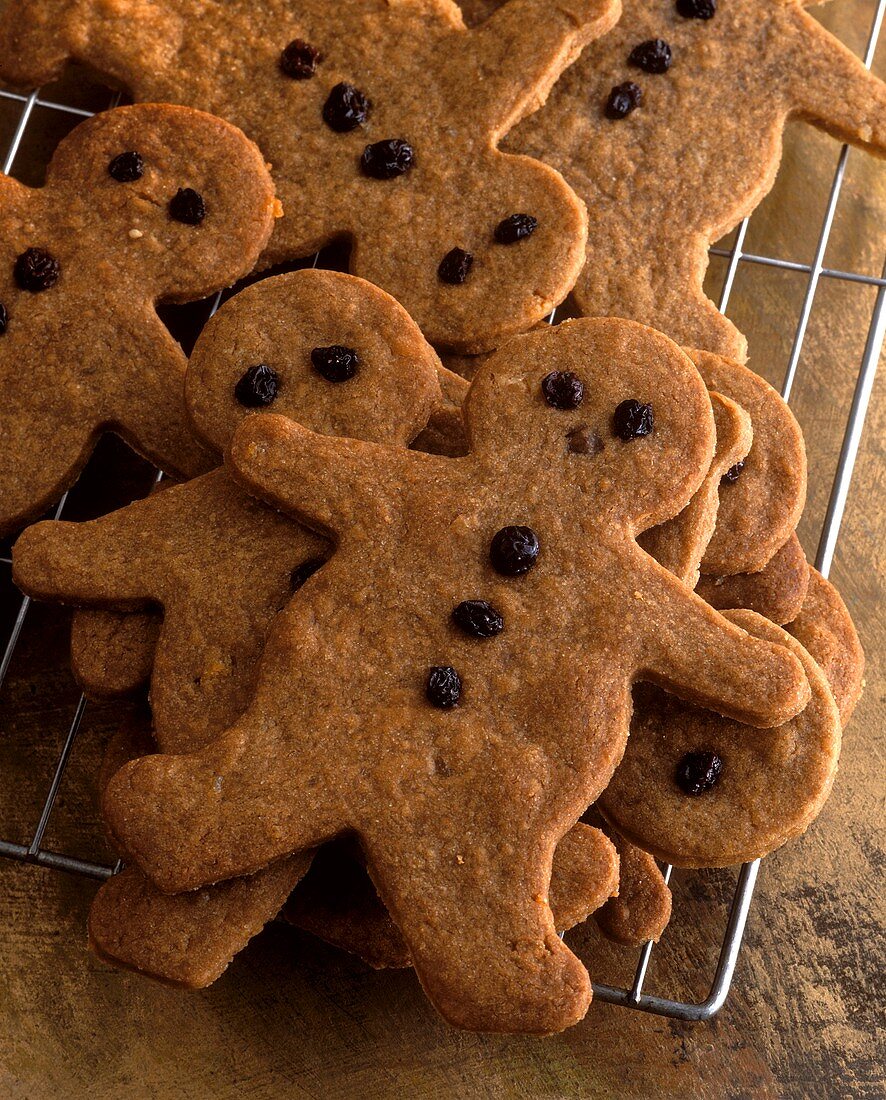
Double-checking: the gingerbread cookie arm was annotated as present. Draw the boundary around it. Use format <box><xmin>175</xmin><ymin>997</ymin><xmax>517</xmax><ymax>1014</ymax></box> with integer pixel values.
<box><xmin>786</xmin><ymin>7</ymin><xmax>886</xmax><ymax>156</ymax></box>
<box><xmin>638</xmin><ymin>562</ymin><xmax>810</xmax><ymax>728</ymax></box>
<box><xmin>229</xmin><ymin>414</ymin><xmax>446</xmax><ymax>536</ymax></box>
<box><xmin>0</xmin><ymin>0</ymin><xmax>77</xmax><ymax>87</ymax></box>
<box><xmin>467</xmin><ymin>0</ymin><xmax>622</xmax><ymax>133</ymax></box>
<box><xmin>594</xmin><ymin>836</ymin><xmax>672</xmax><ymax>948</ymax></box>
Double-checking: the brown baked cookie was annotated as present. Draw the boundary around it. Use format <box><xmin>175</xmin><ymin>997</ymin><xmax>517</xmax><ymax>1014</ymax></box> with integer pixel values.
<box><xmin>0</xmin><ymin>103</ymin><xmax>277</xmax><ymax>537</ymax></box>
<box><xmin>500</xmin><ymin>0</ymin><xmax>886</xmax><ymax>359</ymax></box>
<box><xmin>697</xmin><ymin>532</ymin><xmax>811</xmax><ymax>626</ymax></box>
<box><xmin>593</xmin><ymin>832</ymin><xmax>672</xmax><ymax>947</ymax></box>
<box><xmin>600</xmin><ymin>611</ymin><xmax>840</xmax><ymax>868</ymax></box>
<box><xmin>13</xmin><ymin>269</ymin><xmax>452</xmax><ymax>988</ymax></box>
<box><xmin>71</xmin><ymin>607</ymin><xmax>161</xmax><ymax>699</ymax></box>
<box><xmin>285</xmin><ymin>825</ymin><xmax>619</xmax><ymax>970</ymax></box>
<box><xmin>102</xmin><ymin>319</ymin><xmax>809</xmax><ymax>1033</ymax></box>
<box><xmin>687</xmin><ymin>351</ymin><xmax>807</xmax><ymax>575</ymax></box>
<box><xmin>638</xmin><ymin>392</ymin><xmax>751</xmax><ymax>587</ymax></box>
<box><xmin>787</xmin><ymin>568</ymin><xmax>864</xmax><ymax>725</ymax></box>
<box><xmin>0</xmin><ymin>0</ymin><xmax>621</xmax><ymax>353</ymax></box>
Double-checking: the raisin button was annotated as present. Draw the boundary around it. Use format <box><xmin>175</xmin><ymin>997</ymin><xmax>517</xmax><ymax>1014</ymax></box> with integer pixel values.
<box><xmin>490</xmin><ymin>526</ymin><xmax>539</xmax><ymax>577</ymax></box>
<box><xmin>290</xmin><ymin>558</ymin><xmax>326</xmax><ymax>591</ymax></box>
<box><xmin>0</xmin><ymin>303</ymin><xmax>7</xmax><ymax>335</ymax></box>
<box><xmin>675</xmin><ymin>751</ymin><xmax>723</xmax><ymax>796</ymax></box>
<box><xmin>280</xmin><ymin>39</ymin><xmax>321</xmax><ymax>79</ymax></box>
<box><xmin>541</xmin><ymin>371</ymin><xmax>584</xmax><ymax>410</ymax></box>
<box><xmin>629</xmin><ymin>39</ymin><xmax>672</xmax><ymax>74</ymax></box>
<box><xmin>722</xmin><ymin>460</ymin><xmax>745</xmax><ymax>484</ymax></box>
<box><xmin>426</xmin><ymin>666</ymin><xmax>462</xmax><ymax>709</ymax></box>
<box><xmin>235</xmin><ymin>364</ymin><xmax>279</xmax><ymax>407</ymax></box>
<box><xmin>311</xmin><ymin>345</ymin><xmax>359</xmax><ymax>382</ymax></box>
<box><xmin>676</xmin><ymin>0</ymin><xmax>716</xmax><ymax>18</ymax></box>
<box><xmin>605</xmin><ymin>82</ymin><xmax>642</xmax><ymax>120</ymax></box>
<box><xmin>613</xmin><ymin>399</ymin><xmax>654</xmax><ymax>440</ymax></box>
<box><xmin>169</xmin><ymin>188</ymin><xmax>206</xmax><ymax>225</ymax></box>
<box><xmin>438</xmin><ymin>248</ymin><xmax>474</xmax><ymax>285</ymax></box>
<box><xmin>323</xmin><ymin>83</ymin><xmax>370</xmax><ymax>132</ymax></box>
<box><xmin>494</xmin><ymin>214</ymin><xmax>537</xmax><ymax>244</ymax></box>
<box><xmin>14</xmin><ymin>248</ymin><xmax>60</xmax><ymax>292</ymax></box>
<box><xmin>452</xmin><ymin>600</ymin><xmax>504</xmax><ymax>638</ymax></box>
<box><xmin>108</xmin><ymin>151</ymin><xmax>144</xmax><ymax>182</ymax></box>
<box><xmin>361</xmin><ymin>139</ymin><xmax>415</xmax><ymax>180</ymax></box>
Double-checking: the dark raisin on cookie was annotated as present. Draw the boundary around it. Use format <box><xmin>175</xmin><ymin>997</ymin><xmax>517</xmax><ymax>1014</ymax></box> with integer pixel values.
<box><xmin>722</xmin><ymin>460</ymin><xmax>745</xmax><ymax>484</ymax></box>
<box><xmin>426</xmin><ymin>666</ymin><xmax>462</xmax><ymax>708</ymax></box>
<box><xmin>494</xmin><ymin>213</ymin><xmax>537</xmax><ymax>244</ymax></box>
<box><xmin>628</xmin><ymin>39</ymin><xmax>672</xmax><ymax>74</ymax></box>
<box><xmin>311</xmin><ymin>345</ymin><xmax>359</xmax><ymax>382</ymax></box>
<box><xmin>14</xmin><ymin>248</ymin><xmax>60</xmax><ymax>292</ymax></box>
<box><xmin>542</xmin><ymin>371</ymin><xmax>584</xmax><ymax>410</ymax></box>
<box><xmin>605</xmin><ymin>82</ymin><xmax>643</xmax><ymax>120</ymax></box>
<box><xmin>452</xmin><ymin>600</ymin><xmax>504</xmax><ymax>638</ymax></box>
<box><xmin>108</xmin><ymin>151</ymin><xmax>144</xmax><ymax>182</ymax></box>
<box><xmin>280</xmin><ymin>39</ymin><xmax>321</xmax><ymax>79</ymax></box>
<box><xmin>235</xmin><ymin>363</ymin><xmax>279</xmax><ymax>407</ymax></box>
<box><xmin>0</xmin><ymin>303</ymin><xmax>7</xmax><ymax>334</ymax></box>
<box><xmin>438</xmin><ymin>248</ymin><xmax>474</xmax><ymax>285</ymax></box>
<box><xmin>169</xmin><ymin>187</ymin><xmax>206</xmax><ymax>225</ymax></box>
<box><xmin>613</xmin><ymin>399</ymin><xmax>654</xmax><ymax>440</ymax></box>
<box><xmin>490</xmin><ymin>526</ymin><xmax>540</xmax><ymax>577</ymax></box>
<box><xmin>567</xmin><ymin>426</ymin><xmax>603</xmax><ymax>455</ymax></box>
<box><xmin>676</xmin><ymin>0</ymin><xmax>716</xmax><ymax>19</ymax></box>
<box><xmin>290</xmin><ymin>558</ymin><xmax>326</xmax><ymax>591</ymax></box>
<box><xmin>675</xmin><ymin>751</ymin><xmax>723</xmax><ymax>796</ymax></box>
<box><xmin>360</xmin><ymin>139</ymin><xmax>415</xmax><ymax>179</ymax></box>
<box><xmin>323</xmin><ymin>83</ymin><xmax>370</xmax><ymax>132</ymax></box>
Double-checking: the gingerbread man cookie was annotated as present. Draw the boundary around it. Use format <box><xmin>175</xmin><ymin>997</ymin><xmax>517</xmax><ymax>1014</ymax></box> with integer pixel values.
<box><xmin>101</xmin><ymin>319</ymin><xmax>809</xmax><ymax>1032</ymax></box>
<box><xmin>600</xmin><ymin>610</ymin><xmax>841</xmax><ymax>867</ymax></box>
<box><xmin>0</xmin><ymin>103</ymin><xmax>278</xmax><ymax>536</ymax></box>
<box><xmin>497</xmin><ymin>0</ymin><xmax>886</xmax><ymax>358</ymax></box>
<box><xmin>0</xmin><ymin>0</ymin><xmax>621</xmax><ymax>353</ymax></box>
<box><xmin>697</xmin><ymin>531</ymin><xmax>811</xmax><ymax>625</ymax></box>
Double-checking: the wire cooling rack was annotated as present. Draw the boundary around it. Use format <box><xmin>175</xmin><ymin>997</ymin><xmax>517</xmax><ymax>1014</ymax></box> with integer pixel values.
<box><xmin>0</xmin><ymin>2</ymin><xmax>883</xmax><ymax>1024</ymax></box>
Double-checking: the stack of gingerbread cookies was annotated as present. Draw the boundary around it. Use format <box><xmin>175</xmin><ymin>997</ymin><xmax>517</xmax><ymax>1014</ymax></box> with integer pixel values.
<box><xmin>0</xmin><ymin>0</ymin><xmax>876</xmax><ymax>1034</ymax></box>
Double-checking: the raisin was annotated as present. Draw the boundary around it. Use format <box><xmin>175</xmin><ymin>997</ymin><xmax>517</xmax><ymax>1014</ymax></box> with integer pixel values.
<box><xmin>490</xmin><ymin>526</ymin><xmax>539</xmax><ymax>577</ymax></box>
<box><xmin>0</xmin><ymin>302</ymin><xmax>7</xmax><ymax>335</ymax></box>
<box><xmin>108</xmin><ymin>151</ymin><xmax>144</xmax><ymax>182</ymax></box>
<box><xmin>677</xmin><ymin>0</ymin><xmax>716</xmax><ymax>18</ymax></box>
<box><xmin>280</xmin><ymin>39</ymin><xmax>321</xmax><ymax>79</ymax></box>
<box><xmin>567</xmin><ymin>426</ymin><xmax>603</xmax><ymax>455</ymax></box>
<box><xmin>628</xmin><ymin>39</ymin><xmax>672</xmax><ymax>74</ymax></box>
<box><xmin>541</xmin><ymin>371</ymin><xmax>584</xmax><ymax>410</ymax></box>
<box><xmin>452</xmin><ymin>600</ymin><xmax>503</xmax><ymax>638</ymax></box>
<box><xmin>290</xmin><ymin>558</ymin><xmax>326</xmax><ymax>591</ymax></box>
<box><xmin>235</xmin><ymin>363</ymin><xmax>279</xmax><ymax>407</ymax></box>
<box><xmin>311</xmin><ymin>345</ymin><xmax>359</xmax><ymax>382</ymax></box>
<box><xmin>722</xmin><ymin>460</ymin><xmax>745</xmax><ymax>484</ymax></box>
<box><xmin>605</xmin><ymin>82</ymin><xmax>643</xmax><ymax>120</ymax></box>
<box><xmin>426</xmin><ymin>666</ymin><xmax>462</xmax><ymax>709</ymax></box>
<box><xmin>613</xmin><ymin>399</ymin><xmax>654</xmax><ymax>440</ymax></box>
<box><xmin>438</xmin><ymin>247</ymin><xmax>474</xmax><ymax>285</ymax></box>
<box><xmin>323</xmin><ymin>83</ymin><xmax>370</xmax><ymax>132</ymax></box>
<box><xmin>494</xmin><ymin>213</ymin><xmax>537</xmax><ymax>244</ymax></box>
<box><xmin>169</xmin><ymin>187</ymin><xmax>206</xmax><ymax>225</ymax></box>
<box><xmin>675</xmin><ymin>751</ymin><xmax>723</xmax><ymax>796</ymax></box>
<box><xmin>14</xmin><ymin>248</ymin><xmax>60</xmax><ymax>292</ymax></box>
<box><xmin>360</xmin><ymin>139</ymin><xmax>415</xmax><ymax>180</ymax></box>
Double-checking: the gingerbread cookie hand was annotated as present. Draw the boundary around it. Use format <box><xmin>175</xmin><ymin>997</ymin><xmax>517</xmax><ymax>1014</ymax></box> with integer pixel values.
<box><xmin>0</xmin><ymin>103</ymin><xmax>277</xmax><ymax>536</ymax></box>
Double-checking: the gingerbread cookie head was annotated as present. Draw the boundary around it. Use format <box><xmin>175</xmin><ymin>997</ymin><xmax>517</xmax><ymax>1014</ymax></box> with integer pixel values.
<box><xmin>463</xmin><ymin>319</ymin><xmax>716</xmax><ymax>534</ymax></box>
<box><xmin>0</xmin><ymin>102</ymin><xmax>277</xmax><ymax>535</ymax></box>
<box><xmin>0</xmin><ymin>0</ymin><xmax>622</xmax><ymax>352</ymax></box>
<box><xmin>600</xmin><ymin>611</ymin><xmax>841</xmax><ymax>868</ymax></box>
<box><xmin>186</xmin><ymin>269</ymin><xmax>445</xmax><ymax>457</ymax></box>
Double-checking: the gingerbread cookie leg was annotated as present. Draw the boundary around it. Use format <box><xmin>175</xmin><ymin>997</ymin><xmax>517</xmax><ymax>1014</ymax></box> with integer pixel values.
<box><xmin>594</xmin><ymin>834</ymin><xmax>672</xmax><ymax>948</ymax></box>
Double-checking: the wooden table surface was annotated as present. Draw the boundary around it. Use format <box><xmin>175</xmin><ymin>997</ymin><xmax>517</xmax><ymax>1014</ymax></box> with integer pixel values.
<box><xmin>0</xmin><ymin>4</ymin><xmax>883</xmax><ymax>1097</ymax></box>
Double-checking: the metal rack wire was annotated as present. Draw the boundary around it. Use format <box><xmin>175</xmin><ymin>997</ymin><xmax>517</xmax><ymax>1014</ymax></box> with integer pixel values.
<box><xmin>0</xmin><ymin>0</ymin><xmax>883</xmax><ymax>1024</ymax></box>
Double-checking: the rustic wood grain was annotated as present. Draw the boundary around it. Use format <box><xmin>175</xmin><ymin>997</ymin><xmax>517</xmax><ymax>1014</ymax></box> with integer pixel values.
<box><xmin>0</xmin><ymin>3</ymin><xmax>883</xmax><ymax>1096</ymax></box>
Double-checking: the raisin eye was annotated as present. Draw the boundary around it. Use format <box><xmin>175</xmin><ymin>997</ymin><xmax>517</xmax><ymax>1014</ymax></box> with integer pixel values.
<box><xmin>426</xmin><ymin>666</ymin><xmax>462</xmax><ymax>708</ymax></box>
<box><xmin>235</xmin><ymin>364</ymin><xmax>279</xmax><ymax>407</ymax></box>
<box><xmin>541</xmin><ymin>371</ymin><xmax>584</xmax><ymax>410</ymax></box>
<box><xmin>169</xmin><ymin>188</ymin><xmax>206</xmax><ymax>225</ymax></box>
<box><xmin>108</xmin><ymin>151</ymin><xmax>144</xmax><ymax>182</ymax></box>
<box><xmin>613</xmin><ymin>399</ymin><xmax>654</xmax><ymax>440</ymax></box>
<box><xmin>323</xmin><ymin>83</ymin><xmax>370</xmax><ymax>131</ymax></box>
<box><xmin>494</xmin><ymin>214</ymin><xmax>537</xmax><ymax>244</ymax></box>
<box><xmin>722</xmin><ymin>461</ymin><xmax>745</xmax><ymax>484</ymax></box>
<box><xmin>14</xmin><ymin>248</ymin><xmax>60</xmax><ymax>292</ymax></box>
<box><xmin>280</xmin><ymin>39</ymin><xmax>321</xmax><ymax>79</ymax></box>
<box><xmin>674</xmin><ymin>751</ymin><xmax>723</xmax><ymax>796</ymax></box>
<box><xmin>311</xmin><ymin>345</ymin><xmax>359</xmax><ymax>382</ymax></box>
<box><xmin>605</xmin><ymin>82</ymin><xmax>642</xmax><ymax>120</ymax></box>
